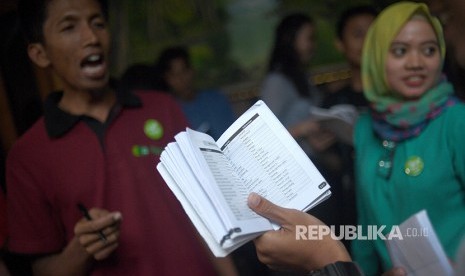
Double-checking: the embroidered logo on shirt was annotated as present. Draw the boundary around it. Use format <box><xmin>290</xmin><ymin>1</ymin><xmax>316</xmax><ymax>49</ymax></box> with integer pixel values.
<box><xmin>132</xmin><ymin>145</ymin><xmax>163</xmax><ymax>157</ymax></box>
<box><xmin>144</xmin><ymin>119</ymin><xmax>164</xmax><ymax>140</ymax></box>
<box><xmin>404</xmin><ymin>156</ymin><xmax>424</xmax><ymax>176</ymax></box>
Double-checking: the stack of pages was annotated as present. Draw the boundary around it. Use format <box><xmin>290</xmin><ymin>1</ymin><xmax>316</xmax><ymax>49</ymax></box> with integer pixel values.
<box><xmin>386</xmin><ymin>210</ymin><xmax>454</xmax><ymax>276</ymax></box>
<box><xmin>157</xmin><ymin>100</ymin><xmax>331</xmax><ymax>257</ymax></box>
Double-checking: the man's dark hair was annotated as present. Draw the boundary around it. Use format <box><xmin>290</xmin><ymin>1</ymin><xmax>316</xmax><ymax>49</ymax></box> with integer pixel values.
<box><xmin>155</xmin><ymin>46</ymin><xmax>190</xmax><ymax>75</ymax></box>
<box><xmin>17</xmin><ymin>0</ymin><xmax>109</xmax><ymax>44</ymax></box>
<box><xmin>336</xmin><ymin>5</ymin><xmax>378</xmax><ymax>40</ymax></box>
<box><xmin>153</xmin><ymin>46</ymin><xmax>190</xmax><ymax>91</ymax></box>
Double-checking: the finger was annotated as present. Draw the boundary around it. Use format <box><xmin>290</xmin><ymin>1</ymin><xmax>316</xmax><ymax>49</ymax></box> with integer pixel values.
<box><xmin>94</xmin><ymin>243</ymin><xmax>119</xmax><ymax>260</ymax></box>
<box><xmin>79</xmin><ymin>224</ymin><xmax>120</xmax><ymax>246</ymax></box>
<box><xmin>85</xmin><ymin>231</ymin><xmax>120</xmax><ymax>255</ymax></box>
<box><xmin>247</xmin><ymin>193</ymin><xmax>289</xmax><ymax>225</ymax></box>
<box><xmin>75</xmin><ymin>212</ymin><xmax>122</xmax><ymax>235</ymax></box>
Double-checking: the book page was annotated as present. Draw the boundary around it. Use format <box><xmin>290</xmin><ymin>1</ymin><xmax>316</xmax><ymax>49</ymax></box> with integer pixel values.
<box><xmin>175</xmin><ymin>129</ymin><xmax>273</xmax><ymax>246</ymax></box>
<box><xmin>386</xmin><ymin>210</ymin><xmax>454</xmax><ymax>276</ymax></box>
<box><xmin>159</xmin><ymin>142</ymin><xmax>228</xmax><ymax>244</ymax></box>
<box><xmin>156</xmin><ymin>162</ymin><xmax>230</xmax><ymax>257</ymax></box>
<box><xmin>159</xmin><ymin>137</ymin><xmax>267</xmax><ymax>253</ymax></box>
<box><xmin>217</xmin><ymin>101</ymin><xmax>330</xmax><ymax>215</ymax></box>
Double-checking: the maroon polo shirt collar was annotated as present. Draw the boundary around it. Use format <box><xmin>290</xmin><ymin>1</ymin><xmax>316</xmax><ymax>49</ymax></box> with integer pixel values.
<box><xmin>44</xmin><ymin>90</ymin><xmax>142</xmax><ymax>138</ymax></box>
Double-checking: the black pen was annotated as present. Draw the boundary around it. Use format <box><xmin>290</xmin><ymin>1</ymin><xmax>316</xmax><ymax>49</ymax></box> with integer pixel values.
<box><xmin>77</xmin><ymin>203</ymin><xmax>107</xmax><ymax>243</ymax></box>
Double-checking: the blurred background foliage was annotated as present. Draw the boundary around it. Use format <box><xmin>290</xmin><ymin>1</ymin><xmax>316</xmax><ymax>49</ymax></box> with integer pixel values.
<box><xmin>109</xmin><ymin>0</ymin><xmax>399</xmax><ymax>88</ymax></box>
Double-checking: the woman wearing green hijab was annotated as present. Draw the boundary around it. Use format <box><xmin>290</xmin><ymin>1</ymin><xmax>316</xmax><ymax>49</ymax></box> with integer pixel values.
<box><xmin>352</xmin><ymin>2</ymin><xmax>465</xmax><ymax>275</ymax></box>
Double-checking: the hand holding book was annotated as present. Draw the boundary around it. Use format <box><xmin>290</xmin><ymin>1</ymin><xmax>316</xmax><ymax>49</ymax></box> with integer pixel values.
<box><xmin>157</xmin><ymin>100</ymin><xmax>331</xmax><ymax>256</ymax></box>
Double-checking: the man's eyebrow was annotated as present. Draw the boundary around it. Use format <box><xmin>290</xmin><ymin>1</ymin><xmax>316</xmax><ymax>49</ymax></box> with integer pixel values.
<box><xmin>89</xmin><ymin>13</ymin><xmax>106</xmax><ymax>21</ymax></box>
<box><xmin>56</xmin><ymin>14</ymin><xmax>78</xmax><ymax>25</ymax></box>
<box><xmin>56</xmin><ymin>12</ymin><xmax>105</xmax><ymax>25</ymax></box>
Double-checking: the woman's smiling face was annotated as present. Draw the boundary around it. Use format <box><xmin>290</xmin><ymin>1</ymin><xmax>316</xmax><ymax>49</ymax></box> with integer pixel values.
<box><xmin>385</xmin><ymin>17</ymin><xmax>442</xmax><ymax>100</ymax></box>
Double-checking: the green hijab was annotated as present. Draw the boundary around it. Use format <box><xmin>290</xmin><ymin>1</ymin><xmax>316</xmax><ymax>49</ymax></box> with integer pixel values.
<box><xmin>362</xmin><ymin>1</ymin><xmax>455</xmax><ymax>140</ymax></box>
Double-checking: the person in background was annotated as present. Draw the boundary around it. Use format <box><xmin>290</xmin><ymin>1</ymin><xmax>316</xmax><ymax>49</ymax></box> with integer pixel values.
<box><xmin>119</xmin><ymin>63</ymin><xmax>156</xmax><ymax>92</ymax></box>
<box><xmin>6</xmin><ymin>0</ymin><xmax>237</xmax><ymax>275</ymax></box>
<box><xmin>442</xmin><ymin>0</ymin><xmax>465</xmax><ymax>68</ymax></box>
<box><xmin>351</xmin><ymin>2</ymin><xmax>465</xmax><ymax>275</ymax></box>
<box><xmin>442</xmin><ymin>0</ymin><xmax>465</xmax><ymax>70</ymax></box>
<box><xmin>260</xmin><ymin>13</ymin><xmax>345</xmax><ymax>233</ymax></box>
<box><xmin>323</xmin><ymin>5</ymin><xmax>378</xmax><ymax>111</ymax></box>
<box><xmin>260</xmin><ymin>13</ymin><xmax>333</xmax><ymax>155</ymax></box>
<box><xmin>155</xmin><ymin>45</ymin><xmax>268</xmax><ymax>276</ymax></box>
<box><xmin>318</xmin><ymin>5</ymin><xmax>378</xmax><ymax>251</ymax></box>
<box><xmin>155</xmin><ymin>45</ymin><xmax>270</xmax><ymax>275</ymax></box>
<box><xmin>438</xmin><ymin>0</ymin><xmax>465</xmax><ymax>100</ymax></box>
<box><xmin>154</xmin><ymin>46</ymin><xmax>236</xmax><ymax>140</ymax></box>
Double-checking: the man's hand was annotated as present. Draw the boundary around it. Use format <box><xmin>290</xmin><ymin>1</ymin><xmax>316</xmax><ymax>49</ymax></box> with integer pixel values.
<box><xmin>289</xmin><ymin>119</ymin><xmax>336</xmax><ymax>152</ymax></box>
<box><xmin>306</xmin><ymin>128</ymin><xmax>336</xmax><ymax>152</ymax></box>
<box><xmin>74</xmin><ymin>208</ymin><xmax>122</xmax><ymax>260</ymax></box>
<box><xmin>247</xmin><ymin>193</ymin><xmax>351</xmax><ymax>272</ymax></box>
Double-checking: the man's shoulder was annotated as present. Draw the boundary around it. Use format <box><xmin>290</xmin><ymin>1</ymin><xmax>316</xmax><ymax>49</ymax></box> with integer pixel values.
<box><xmin>7</xmin><ymin>117</ymin><xmax>48</xmax><ymax>161</ymax></box>
<box><xmin>128</xmin><ymin>90</ymin><xmax>188</xmax><ymax>128</ymax></box>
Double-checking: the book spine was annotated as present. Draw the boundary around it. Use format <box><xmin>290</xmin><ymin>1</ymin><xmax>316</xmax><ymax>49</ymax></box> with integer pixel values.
<box><xmin>220</xmin><ymin>227</ymin><xmax>242</xmax><ymax>246</ymax></box>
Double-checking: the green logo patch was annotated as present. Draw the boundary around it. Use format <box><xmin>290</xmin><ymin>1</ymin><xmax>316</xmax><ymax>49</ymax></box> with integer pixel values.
<box><xmin>144</xmin><ymin>119</ymin><xmax>163</xmax><ymax>140</ymax></box>
<box><xmin>404</xmin><ymin>156</ymin><xmax>424</xmax><ymax>176</ymax></box>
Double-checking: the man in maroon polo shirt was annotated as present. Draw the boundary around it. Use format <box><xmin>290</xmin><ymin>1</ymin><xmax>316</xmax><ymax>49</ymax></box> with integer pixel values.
<box><xmin>6</xmin><ymin>0</ymin><xmax>237</xmax><ymax>275</ymax></box>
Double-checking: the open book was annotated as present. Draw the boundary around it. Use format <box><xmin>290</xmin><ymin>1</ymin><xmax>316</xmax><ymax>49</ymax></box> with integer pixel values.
<box><xmin>309</xmin><ymin>104</ymin><xmax>358</xmax><ymax>145</ymax></box>
<box><xmin>386</xmin><ymin>210</ymin><xmax>454</xmax><ymax>276</ymax></box>
<box><xmin>157</xmin><ymin>100</ymin><xmax>331</xmax><ymax>257</ymax></box>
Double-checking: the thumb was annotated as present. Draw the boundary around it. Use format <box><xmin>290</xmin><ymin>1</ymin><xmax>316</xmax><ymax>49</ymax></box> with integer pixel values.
<box><xmin>247</xmin><ymin>192</ymin><xmax>288</xmax><ymax>225</ymax></box>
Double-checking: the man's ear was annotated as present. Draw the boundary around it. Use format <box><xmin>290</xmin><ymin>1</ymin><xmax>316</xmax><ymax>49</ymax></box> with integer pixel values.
<box><xmin>27</xmin><ymin>43</ymin><xmax>51</xmax><ymax>68</ymax></box>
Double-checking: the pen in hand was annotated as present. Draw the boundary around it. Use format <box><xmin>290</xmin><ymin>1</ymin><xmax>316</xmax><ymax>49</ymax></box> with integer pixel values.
<box><xmin>77</xmin><ymin>203</ymin><xmax>107</xmax><ymax>243</ymax></box>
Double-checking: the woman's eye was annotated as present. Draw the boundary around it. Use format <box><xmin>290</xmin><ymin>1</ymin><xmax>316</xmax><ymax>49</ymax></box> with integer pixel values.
<box><xmin>391</xmin><ymin>47</ymin><xmax>406</xmax><ymax>57</ymax></box>
<box><xmin>423</xmin><ymin>46</ymin><xmax>438</xmax><ymax>56</ymax></box>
